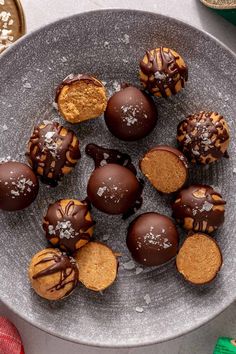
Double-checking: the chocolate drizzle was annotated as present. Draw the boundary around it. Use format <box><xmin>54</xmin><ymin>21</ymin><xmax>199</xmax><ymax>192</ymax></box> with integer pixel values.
<box><xmin>140</xmin><ymin>47</ymin><xmax>188</xmax><ymax>98</ymax></box>
<box><xmin>85</xmin><ymin>143</ymin><xmax>137</xmax><ymax>175</ymax></box>
<box><xmin>177</xmin><ymin>111</ymin><xmax>230</xmax><ymax>164</ymax></box>
<box><xmin>44</xmin><ymin>200</ymin><xmax>95</xmax><ymax>253</ymax></box>
<box><xmin>27</xmin><ymin>122</ymin><xmax>81</xmax><ymax>186</ymax></box>
<box><xmin>33</xmin><ymin>250</ymin><xmax>78</xmax><ymax>297</ymax></box>
<box><xmin>172</xmin><ymin>185</ymin><xmax>226</xmax><ymax>233</ymax></box>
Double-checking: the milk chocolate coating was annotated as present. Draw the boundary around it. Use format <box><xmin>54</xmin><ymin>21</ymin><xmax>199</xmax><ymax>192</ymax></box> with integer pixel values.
<box><xmin>43</xmin><ymin>200</ymin><xmax>95</xmax><ymax>253</ymax></box>
<box><xmin>27</xmin><ymin>121</ymin><xmax>81</xmax><ymax>186</ymax></box>
<box><xmin>127</xmin><ymin>212</ymin><xmax>179</xmax><ymax>266</ymax></box>
<box><xmin>177</xmin><ymin>111</ymin><xmax>230</xmax><ymax>164</ymax></box>
<box><xmin>0</xmin><ymin>161</ymin><xmax>39</xmax><ymax>211</ymax></box>
<box><xmin>172</xmin><ymin>185</ymin><xmax>226</xmax><ymax>233</ymax></box>
<box><xmin>87</xmin><ymin>164</ymin><xmax>141</xmax><ymax>215</ymax></box>
<box><xmin>104</xmin><ymin>86</ymin><xmax>158</xmax><ymax>141</ymax></box>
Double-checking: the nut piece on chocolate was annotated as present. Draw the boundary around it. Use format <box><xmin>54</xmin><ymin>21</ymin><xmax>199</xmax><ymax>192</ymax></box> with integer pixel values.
<box><xmin>140</xmin><ymin>145</ymin><xmax>188</xmax><ymax>194</ymax></box>
<box><xmin>172</xmin><ymin>184</ymin><xmax>226</xmax><ymax>233</ymax></box>
<box><xmin>139</xmin><ymin>47</ymin><xmax>188</xmax><ymax>98</ymax></box>
<box><xmin>28</xmin><ymin>248</ymin><xmax>78</xmax><ymax>300</ymax></box>
<box><xmin>74</xmin><ymin>242</ymin><xmax>118</xmax><ymax>291</ymax></box>
<box><xmin>27</xmin><ymin>121</ymin><xmax>81</xmax><ymax>186</ymax></box>
<box><xmin>0</xmin><ymin>161</ymin><xmax>39</xmax><ymax>211</ymax></box>
<box><xmin>43</xmin><ymin>199</ymin><xmax>94</xmax><ymax>253</ymax></box>
<box><xmin>176</xmin><ymin>233</ymin><xmax>222</xmax><ymax>285</ymax></box>
<box><xmin>127</xmin><ymin>212</ymin><xmax>179</xmax><ymax>266</ymax></box>
<box><xmin>87</xmin><ymin>163</ymin><xmax>141</xmax><ymax>215</ymax></box>
<box><xmin>177</xmin><ymin>111</ymin><xmax>230</xmax><ymax>164</ymax></box>
<box><xmin>104</xmin><ymin>86</ymin><xmax>158</xmax><ymax>141</ymax></box>
<box><xmin>56</xmin><ymin>74</ymin><xmax>107</xmax><ymax>123</ymax></box>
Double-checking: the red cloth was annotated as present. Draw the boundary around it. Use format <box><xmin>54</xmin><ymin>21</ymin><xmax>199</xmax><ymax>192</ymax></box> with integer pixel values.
<box><xmin>0</xmin><ymin>317</ymin><xmax>24</xmax><ymax>354</ymax></box>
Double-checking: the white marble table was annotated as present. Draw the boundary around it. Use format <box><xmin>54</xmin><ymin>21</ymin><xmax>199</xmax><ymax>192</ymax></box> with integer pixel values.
<box><xmin>1</xmin><ymin>1</ymin><xmax>236</xmax><ymax>353</ymax></box>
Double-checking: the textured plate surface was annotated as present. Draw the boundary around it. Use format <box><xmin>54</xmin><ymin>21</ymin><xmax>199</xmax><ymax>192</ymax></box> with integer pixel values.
<box><xmin>0</xmin><ymin>10</ymin><xmax>236</xmax><ymax>348</ymax></box>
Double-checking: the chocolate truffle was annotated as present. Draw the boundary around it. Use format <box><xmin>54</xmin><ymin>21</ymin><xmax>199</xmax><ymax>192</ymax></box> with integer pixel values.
<box><xmin>74</xmin><ymin>242</ymin><xmax>118</xmax><ymax>291</ymax></box>
<box><xmin>127</xmin><ymin>212</ymin><xmax>179</xmax><ymax>266</ymax></box>
<box><xmin>139</xmin><ymin>47</ymin><xmax>188</xmax><ymax>98</ymax></box>
<box><xmin>0</xmin><ymin>161</ymin><xmax>39</xmax><ymax>211</ymax></box>
<box><xmin>27</xmin><ymin>121</ymin><xmax>81</xmax><ymax>185</ymax></box>
<box><xmin>28</xmin><ymin>248</ymin><xmax>78</xmax><ymax>300</ymax></box>
<box><xmin>140</xmin><ymin>145</ymin><xmax>188</xmax><ymax>193</ymax></box>
<box><xmin>176</xmin><ymin>233</ymin><xmax>222</xmax><ymax>285</ymax></box>
<box><xmin>87</xmin><ymin>163</ymin><xmax>141</xmax><ymax>215</ymax></box>
<box><xmin>177</xmin><ymin>111</ymin><xmax>230</xmax><ymax>164</ymax></box>
<box><xmin>43</xmin><ymin>199</ymin><xmax>94</xmax><ymax>253</ymax></box>
<box><xmin>172</xmin><ymin>185</ymin><xmax>226</xmax><ymax>233</ymax></box>
<box><xmin>56</xmin><ymin>74</ymin><xmax>107</xmax><ymax>123</ymax></box>
<box><xmin>104</xmin><ymin>86</ymin><xmax>157</xmax><ymax>141</ymax></box>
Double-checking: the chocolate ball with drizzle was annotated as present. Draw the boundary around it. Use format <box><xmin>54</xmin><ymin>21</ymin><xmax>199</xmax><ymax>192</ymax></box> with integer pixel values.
<box><xmin>139</xmin><ymin>47</ymin><xmax>188</xmax><ymax>98</ymax></box>
<box><xmin>43</xmin><ymin>199</ymin><xmax>94</xmax><ymax>253</ymax></box>
<box><xmin>172</xmin><ymin>185</ymin><xmax>226</xmax><ymax>233</ymax></box>
<box><xmin>27</xmin><ymin>121</ymin><xmax>81</xmax><ymax>186</ymax></box>
<box><xmin>28</xmin><ymin>248</ymin><xmax>78</xmax><ymax>300</ymax></box>
<box><xmin>177</xmin><ymin>111</ymin><xmax>230</xmax><ymax>164</ymax></box>
<box><xmin>0</xmin><ymin>161</ymin><xmax>39</xmax><ymax>211</ymax></box>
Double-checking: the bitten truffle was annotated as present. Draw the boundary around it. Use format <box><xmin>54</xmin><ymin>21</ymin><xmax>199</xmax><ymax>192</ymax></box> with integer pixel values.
<box><xmin>28</xmin><ymin>248</ymin><xmax>78</xmax><ymax>300</ymax></box>
<box><xmin>177</xmin><ymin>111</ymin><xmax>230</xmax><ymax>164</ymax></box>
<box><xmin>56</xmin><ymin>74</ymin><xmax>107</xmax><ymax>123</ymax></box>
<box><xmin>176</xmin><ymin>233</ymin><xmax>222</xmax><ymax>285</ymax></box>
<box><xmin>140</xmin><ymin>145</ymin><xmax>188</xmax><ymax>193</ymax></box>
<box><xmin>0</xmin><ymin>161</ymin><xmax>39</xmax><ymax>211</ymax></box>
<box><xmin>172</xmin><ymin>185</ymin><xmax>226</xmax><ymax>233</ymax></box>
<box><xmin>27</xmin><ymin>121</ymin><xmax>81</xmax><ymax>185</ymax></box>
<box><xmin>74</xmin><ymin>242</ymin><xmax>118</xmax><ymax>291</ymax></box>
<box><xmin>43</xmin><ymin>199</ymin><xmax>94</xmax><ymax>253</ymax></box>
<box><xmin>104</xmin><ymin>86</ymin><xmax>158</xmax><ymax>141</ymax></box>
<box><xmin>127</xmin><ymin>212</ymin><xmax>179</xmax><ymax>266</ymax></box>
<box><xmin>87</xmin><ymin>163</ymin><xmax>141</xmax><ymax>215</ymax></box>
<box><xmin>139</xmin><ymin>47</ymin><xmax>188</xmax><ymax>98</ymax></box>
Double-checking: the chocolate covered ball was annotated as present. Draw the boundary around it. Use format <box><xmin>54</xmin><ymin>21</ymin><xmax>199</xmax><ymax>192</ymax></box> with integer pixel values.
<box><xmin>127</xmin><ymin>212</ymin><xmax>179</xmax><ymax>266</ymax></box>
<box><xmin>172</xmin><ymin>185</ymin><xmax>226</xmax><ymax>233</ymax></box>
<box><xmin>104</xmin><ymin>86</ymin><xmax>157</xmax><ymax>141</ymax></box>
<box><xmin>0</xmin><ymin>161</ymin><xmax>39</xmax><ymax>211</ymax></box>
<box><xmin>28</xmin><ymin>248</ymin><xmax>78</xmax><ymax>300</ymax></box>
<box><xmin>139</xmin><ymin>47</ymin><xmax>188</xmax><ymax>98</ymax></box>
<box><xmin>27</xmin><ymin>121</ymin><xmax>81</xmax><ymax>185</ymax></box>
<box><xmin>43</xmin><ymin>199</ymin><xmax>94</xmax><ymax>253</ymax></box>
<box><xmin>177</xmin><ymin>111</ymin><xmax>230</xmax><ymax>164</ymax></box>
<box><xmin>87</xmin><ymin>164</ymin><xmax>141</xmax><ymax>215</ymax></box>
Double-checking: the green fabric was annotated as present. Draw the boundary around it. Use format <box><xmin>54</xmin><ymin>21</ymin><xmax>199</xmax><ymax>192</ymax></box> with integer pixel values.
<box><xmin>214</xmin><ymin>337</ymin><xmax>236</xmax><ymax>353</ymax></box>
<box><xmin>213</xmin><ymin>9</ymin><xmax>236</xmax><ymax>25</ymax></box>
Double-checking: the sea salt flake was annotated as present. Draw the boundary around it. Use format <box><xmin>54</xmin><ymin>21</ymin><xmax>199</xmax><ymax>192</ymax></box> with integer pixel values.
<box><xmin>144</xmin><ymin>294</ymin><xmax>151</xmax><ymax>305</ymax></box>
<box><xmin>123</xmin><ymin>260</ymin><xmax>136</xmax><ymax>270</ymax></box>
<box><xmin>104</xmin><ymin>41</ymin><xmax>110</xmax><ymax>48</ymax></box>
<box><xmin>97</xmin><ymin>186</ymin><xmax>107</xmax><ymax>196</ymax></box>
<box><xmin>61</xmin><ymin>56</ymin><xmax>67</xmax><ymax>63</ymax></box>
<box><xmin>112</xmin><ymin>81</ymin><xmax>121</xmax><ymax>92</ymax></box>
<box><xmin>52</xmin><ymin>101</ymin><xmax>58</xmax><ymax>110</ymax></box>
<box><xmin>2</xmin><ymin>124</ymin><xmax>8</xmax><ymax>131</ymax></box>
<box><xmin>201</xmin><ymin>201</ymin><xmax>213</xmax><ymax>212</ymax></box>
<box><xmin>23</xmin><ymin>82</ymin><xmax>32</xmax><ymax>89</ymax></box>
<box><xmin>135</xmin><ymin>307</ymin><xmax>144</xmax><ymax>313</ymax></box>
<box><xmin>135</xmin><ymin>267</ymin><xmax>143</xmax><ymax>275</ymax></box>
<box><xmin>154</xmin><ymin>71</ymin><xmax>166</xmax><ymax>80</ymax></box>
<box><xmin>0</xmin><ymin>0</ymin><xmax>5</xmax><ymax>5</ymax></box>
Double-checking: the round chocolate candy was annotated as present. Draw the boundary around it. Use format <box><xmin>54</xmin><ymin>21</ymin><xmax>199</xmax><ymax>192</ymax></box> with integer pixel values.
<box><xmin>28</xmin><ymin>248</ymin><xmax>78</xmax><ymax>300</ymax></box>
<box><xmin>127</xmin><ymin>212</ymin><xmax>179</xmax><ymax>266</ymax></box>
<box><xmin>172</xmin><ymin>185</ymin><xmax>226</xmax><ymax>233</ymax></box>
<box><xmin>139</xmin><ymin>47</ymin><xmax>188</xmax><ymax>98</ymax></box>
<box><xmin>43</xmin><ymin>199</ymin><xmax>94</xmax><ymax>253</ymax></box>
<box><xmin>87</xmin><ymin>163</ymin><xmax>141</xmax><ymax>215</ymax></box>
<box><xmin>27</xmin><ymin>121</ymin><xmax>81</xmax><ymax>186</ymax></box>
<box><xmin>0</xmin><ymin>161</ymin><xmax>39</xmax><ymax>211</ymax></box>
<box><xmin>104</xmin><ymin>86</ymin><xmax>157</xmax><ymax>141</ymax></box>
<box><xmin>177</xmin><ymin>111</ymin><xmax>230</xmax><ymax>164</ymax></box>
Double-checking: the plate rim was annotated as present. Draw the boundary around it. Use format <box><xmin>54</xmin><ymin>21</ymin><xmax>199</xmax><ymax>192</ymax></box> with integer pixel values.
<box><xmin>1</xmin><ymin>8</ymin><xmax>236</xmax><ymax>348</ymax></box>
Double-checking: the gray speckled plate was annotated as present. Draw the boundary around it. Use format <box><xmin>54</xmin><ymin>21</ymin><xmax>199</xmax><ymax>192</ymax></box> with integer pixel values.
<box><xmin>0</xmin><ymin>9</ymin><xmax>236</xmax><ymax>348</ymax></box>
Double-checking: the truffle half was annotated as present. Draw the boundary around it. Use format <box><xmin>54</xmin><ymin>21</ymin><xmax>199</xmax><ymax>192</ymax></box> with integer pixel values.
<box><xmin>176</xmin><ymin>233</ymin><xmax>222</xmax><ymax>285</ymax></box>
<box><xmin>139</xmin><ymin>47</ymin><xmax>188</xmax><ymax>98</ymax></box>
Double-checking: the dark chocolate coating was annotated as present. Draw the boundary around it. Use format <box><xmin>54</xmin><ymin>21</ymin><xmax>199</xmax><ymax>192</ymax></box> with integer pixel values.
<box><xmin>172</xmin><ymin>185</ymin><xmax>226</xmax><ymax>233</ymax></box>
<box><xmin>104</xmin><ymin>86</ymin><xmax>157</xmax><ymax>141</ymax></box>
<box><xmin>87</xmin><ymin>164</ymin><xmax>140</xmax><ymax>215</ymax></box>
<box><xmin>127</xmin><ymin>212</ymin><xmax>179</xmax><ymax>266</ymax></box>
<box><xmin>177</xmin><ymin>111</ymin><xmax>230</xmax><ymax>164</ymax></box>
<box><xmin>27</xmin><ymin>121</ymin><xmax>81</xmax><ymax>186</ymax></box>
<box><xmin>43</xmin><ymin>200</ymin><xmax>94</xmax><ymax>253</ymax></box>
<box><xmin>0</xmin><ymin>161</ymin><xmax>39</xmax><ymax>211</ymax></box>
